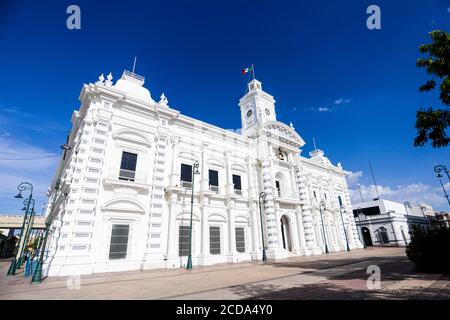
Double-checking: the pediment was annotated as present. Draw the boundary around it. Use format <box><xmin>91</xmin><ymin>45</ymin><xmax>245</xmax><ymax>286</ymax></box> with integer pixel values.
<box><xmin>206</xmin><ymin>158</ymin><xmax>225</xmax><ymax>168</ymax></box>
<box><xmin>176</xmin><ymin>211</ymin><xmax>200</xmax><ymax>221</ymax></box>
<box><xmin>262</xmin><ymin>121</ymin><xmax>305</xmax><ymax>147</ymax></box>
<box><xmin>112</xmin><ymin>128</ymin><xmax>152</xmax><ymax>147</ymax></box>
<box><xmin>208</xmin><ymin>213</ymin><xmax>228</xmax><ymax>222</ymax></box>
<box><xmin>101</xmin><ymin>197</ymin><xmax>146</xmax><ymax>213</ymax></box>
<box><xmin>235</xmin><ymin>215</ymin><xmax>250</xmax><ymax>224</ymax></box>
<box><xmin>231</xmin><ymin>163</ymin><xmax>246</xmax><ymax>172</ymax></box>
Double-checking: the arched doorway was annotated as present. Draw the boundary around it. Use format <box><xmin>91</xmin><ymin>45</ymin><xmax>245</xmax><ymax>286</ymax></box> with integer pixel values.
<box><xmin>361</xmin><ymin>227</ymin><xmax>373</xmax><ymax>247</ymax></box>
<box><xmin>280</xmin><ymin>215</ymin><xmax>293</xmax><ymax>251</ymax></box>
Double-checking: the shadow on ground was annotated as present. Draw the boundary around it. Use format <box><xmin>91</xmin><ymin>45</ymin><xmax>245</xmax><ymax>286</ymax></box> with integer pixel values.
<box><xmin>230</xmin><ymin>255</ymin><xmax>450</xmax><ymax>300</ymax></box>
<box><xmin>229</xmin><ymin>280</ymin><xmax>450</xmax><ymax>300</ymax></box>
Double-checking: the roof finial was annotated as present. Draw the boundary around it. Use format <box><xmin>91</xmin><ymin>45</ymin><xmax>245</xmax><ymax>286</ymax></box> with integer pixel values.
<box><xmin>105</xmin><ymin>72</ymin><xmax>113</xmax><ymax>86</ymax></box>
<box><xmin>159</xmin><ymin>92</ymin><xmax>168</xmax><ymax>106</ymax></box>
<box><xmin>313</xmin><ymin>137</ymin><xmax>317</xmax><ymax>151</ymax></box>
<box><xmin>96</xmin><ymin>73</ymin><xmax>105</xmax><ymax>85</ymax></box>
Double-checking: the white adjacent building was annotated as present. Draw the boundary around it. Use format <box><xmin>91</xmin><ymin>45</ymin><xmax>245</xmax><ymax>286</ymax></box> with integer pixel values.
<box><xmin>352</xmin><ymin>199</ymin><xmax>434</xmax><ymax>247</ymax></box>
<box><xmin>43</xmin><ymin>69</ymin><xmax>363</xmax><ymax>277</ymax></box>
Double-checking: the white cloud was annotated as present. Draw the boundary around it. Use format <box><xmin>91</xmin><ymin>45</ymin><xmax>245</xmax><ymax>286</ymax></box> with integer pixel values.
<box><xmin>0</xmin><ymin>136</ymin><xmax>58</xmax><ymax>213</ymax></box>
<box><xmin>346</xmin><ymin>170</ymin><xmax>448</xmax><ymax>211</ymax></box>
<box><xmin>334</xmin><ymin>98</ymin><xmax>350</xmax><ymax>105</ymax></box>
<box><xmin>349</xmin><ymin>182</ymin><xmax>449</xmax><ymax>211</ymax></box>
<box><xmin>306</xmin><ymin>97</ymin><xmax>351</xmax><ymax>113</ymax></box>
<box><xmin>345</xmin><ymin>170</ymin><xmax>363</xmax><ymax>187</ymax></box>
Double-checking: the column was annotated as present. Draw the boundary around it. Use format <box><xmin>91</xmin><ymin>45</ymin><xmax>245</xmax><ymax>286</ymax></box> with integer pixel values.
<box><xmin>295</xmin><ymin>205</ymin><xmax>306</xmax><ymax>254</ymax></box>
<box><xmin>343</xmin><ymin>180</ymin><xmax>363</xmax><ymax>248</ymax></box>
<box><xmin>165</xmin><ymin>194</ymin><xmax>178</xmax><ymax>266</ymax></box>
<box><xmin>260</xmin><ymin>159</ymin><xmax>280</xmax><ymax>255</ymax></box>
<box><xmin>250</xmin><ymin>203</ymin><xmax>259</xmax><ymax>256</ymax></box>
<box><xmin>169</xmin><ymin>135</ymin><xmax>180</xmax><ymax>186</ymax></box>
<box><xmin>227</xmin><ymin>205</ymin><xmax>236</xmax><ymax>261</ymax></box>
<box><xmin>200</xmin><ymin>199</ymin><xmax>208</xmax><ymax>251</ymax></box>
<box><xmin>294</xmin><ymin>157</ymin><xmax>318</xmax><ymax>254</ymax></box>
<box><xmin>201</xmin><ymin>143</ymin><xmax>208</xmax><ymax>192</ymax></box>
<box><xmin>225</xmin><ymin>151</ymin><xmax>233</xmax><ymax>194</ymax></box>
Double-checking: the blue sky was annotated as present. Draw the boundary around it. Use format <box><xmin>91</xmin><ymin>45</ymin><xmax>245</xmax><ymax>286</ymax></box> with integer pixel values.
<box><xmin>0</xmin><ymin>0</ymin><xmax>449</xmax><ymax>213</ymax></box>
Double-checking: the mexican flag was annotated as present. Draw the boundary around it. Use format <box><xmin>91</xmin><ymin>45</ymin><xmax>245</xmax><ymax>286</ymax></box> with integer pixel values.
<box><xmin>241</xmin><ymin>66</ymin><xmax>253</xmax><ymax>74</ymax></box>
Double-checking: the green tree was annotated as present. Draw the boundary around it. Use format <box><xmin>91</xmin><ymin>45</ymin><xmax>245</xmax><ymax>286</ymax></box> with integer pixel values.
<box><xmin>414</xmin><ymin>30</ymin><xmax>450</xmax><ymax>148</ymax></box>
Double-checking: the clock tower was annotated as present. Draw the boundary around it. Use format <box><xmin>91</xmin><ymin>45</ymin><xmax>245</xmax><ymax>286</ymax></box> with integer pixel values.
<box><xmin>239</xmin><ymin>79</ymin><xmax>277</xmax><ymax>138</ymax></box>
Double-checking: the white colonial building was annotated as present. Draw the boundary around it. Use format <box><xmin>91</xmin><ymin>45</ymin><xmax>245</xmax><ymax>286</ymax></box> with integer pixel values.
<box><xmin>43</xmin><ymin>70</ymin><xmax>362</xmax><ymax>277</ymax></box>
<box><xmin>352</xmin><ymin>199</ymin><xmax>435</xmax><ymax>247</ymax></box>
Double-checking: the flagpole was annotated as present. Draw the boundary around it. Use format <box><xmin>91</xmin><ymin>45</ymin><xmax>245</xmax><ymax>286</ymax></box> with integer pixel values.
<box><xmin>252</xmin><ymin>64</ymin><xmax>255</xmax><ymax>80</ymax></box>
<box><xmin>132</xmin><ymin>56</ymin><xmax>137</xmax><ymax>73</ymax></box>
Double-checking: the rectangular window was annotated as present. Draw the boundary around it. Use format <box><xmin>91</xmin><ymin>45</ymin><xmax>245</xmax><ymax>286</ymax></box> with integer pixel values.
<box><xmin>235</xmin><ymin>227</ymin><xmax>245</xmax><ymax>253</ymax></box>
<box><xmin>275</xmin><ymin>180</ymin><xmax>281</xmax><ymax>197</ymax></box>
<box><xmin>179</xmin><ymin>226</ymin><xmax>190</xmax><ymax>256</ymax></box>
<box><xmin>180</xmin><ymin>164</ymin><xmax>192</xmax><ymax>187</ymax></box>
<box><xmin>232</xmin><ymin>175</ymin><xmax>242</xmax><ymax>190</ymax></box>
<box><xmin>109</xmin><ymin>224</ymin><xmax>129</xmax><ymax>260</ymax></box>
<box><xmin>209</xmin><ymin>170</ymin><xmax>219</xmax><ymax>192</ymax></box>
<box><xmin>338</xmin><ymin>195</ymin><xmax>343</xmax><ymax>206</ymax></box>
<box><xmin>209</xmin><ymin>170</ymin><xmax>219</xmax><ymax>186</ymax></box>
<box><xmin>119</xmin><ymin>151</ymin><xmax>137</xmax><ymax>181</ymax></box>
<box><xmin>209</xmin><ymin>226</ymin><xmax>221</xmax><ymax>255</ymax></box>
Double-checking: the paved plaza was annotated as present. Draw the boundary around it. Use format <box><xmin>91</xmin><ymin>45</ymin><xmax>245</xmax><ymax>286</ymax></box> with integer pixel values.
<box><xmin>1</xmin><ymin>247</ymin><xmax>449</xmax><ymax>300</ymax></box>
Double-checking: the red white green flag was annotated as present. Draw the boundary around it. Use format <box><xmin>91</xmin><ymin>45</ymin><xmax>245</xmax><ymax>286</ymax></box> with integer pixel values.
<box><xmin>241</xmin><ymin>66</ymin><xmax>253</xmax><ymax>74</ymax></box>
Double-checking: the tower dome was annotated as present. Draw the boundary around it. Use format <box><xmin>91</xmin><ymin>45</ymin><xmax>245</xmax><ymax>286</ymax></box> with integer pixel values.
<box><xmin>113</xmin><ymin>70</ymin><xmax>155</xmax><ymax>104</ymax></box>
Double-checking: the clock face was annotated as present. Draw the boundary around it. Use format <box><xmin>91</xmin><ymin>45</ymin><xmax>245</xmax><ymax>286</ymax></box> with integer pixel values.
<box><xmin>247</xmin><ymin>109</ymin><xmax>252</xmax><ymax>117</ymax></box>
<box><xmin>265</xmin><ymin>108</ymin><xmax>270</xmax><ymax>115</ymax></box>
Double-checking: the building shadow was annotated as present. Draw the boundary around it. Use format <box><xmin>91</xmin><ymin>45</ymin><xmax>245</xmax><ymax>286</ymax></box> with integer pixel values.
<box><xmin>229</xmin><ymin>281</ymin><xmax>450</xmax><ymax>300</ymax></box>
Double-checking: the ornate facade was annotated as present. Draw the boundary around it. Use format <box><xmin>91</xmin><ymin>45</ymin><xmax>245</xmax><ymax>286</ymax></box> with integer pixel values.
<box><xmin>44</xmin><ymin>70</ymin><xmax>362</xmax><ymax>276</ymax></box>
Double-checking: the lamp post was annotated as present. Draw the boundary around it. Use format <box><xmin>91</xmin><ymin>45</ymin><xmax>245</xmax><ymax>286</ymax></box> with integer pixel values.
<box><xmin>434</xmin><ymin>165</ymin><xmax>450</xmax><ymax>208</ymax></box>
<box><xmin>403</xmin><ymin>201</ymin><xmax>412</xmax><ymax>228</ymax></box>
<box><xmin>186</xmin><ymin>160</ymin><xmax>200</xmax><ymax>270</ymax></box>
<box><xmin>357</xmin><ymin>207</ymin><xmax>366</xmax><ymax>249</ymax></box>
<box><xmin>7</xmin><ymin>182</ymin><xmax>33</xmax><ymax>276</ymax></box>
<box><xmin>434</xmin><ymin>164</ymin><xmax>450</xmax><ymax>181</ymax></box>
<box><xmin>19</xmin><ymin>200</ymin><xmax>36</xmax><ymax>268</ymax></box>
<box><xmin>258</xmin><ymin>192</ymin><xmax>267</xmax><ymax>263</ymax></box>
<box><xmin>419</xmin><ymin>204</ymin><xmax>430</xmax><ymax>228</ymax></box>
<box><xmin>339</xmin><ymin>205</ymin><xmax>351</xmax><ymax>252</ymax></box>
<box><xmin>319</xmin><ymin>200</ymin><xmax>329</xmax><ymax>254</ymax></box>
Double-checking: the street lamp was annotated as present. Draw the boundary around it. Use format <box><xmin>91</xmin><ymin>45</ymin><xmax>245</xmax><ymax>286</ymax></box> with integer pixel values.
<box><xmin>434</xmin><ymin>165</ymin><xmax>450</xmax><ymax>208</ymax></box>
<box><xmin>258</xmin><ymin>192</ymin><xmax>267</xmax><ymax>263</ymax></box>
<box><xmin>319</xmin><ymin>200</ymin><xmax>329</xmax><ymax>254</ymax></box>
<box><xmin>419</xmin><ymin>204</ymin><xmax>430</xmax><ymax>228</ymax></box>
<box><xmin>404</xmin><ymin>201</ymin><xmax>412</xmax><ymax>227</ymax></box>
<box><xmin>339</xmin><ymin>205</ymin><xmax>351</xmax><ymax>252</ymax></box>
<box><xmin>356</xmin><ymin>207</ymin><xmax>367</xmax><ymax>249</ymax></box>
<box><xmin>7</xmin><ymin>182</ymin><xmax>33</xmax><ymax>276</ymax></box>
<box><xmin>32</xmin><ymin>176</ymin><xmax>64</xmax><ymax>283</ymax></box>
<box><xmin>186</xmin><ymin>160</ymin><xmax>200</xmax><ymax>270</ymax></box>
<box><xmin>18</xmin><ymin>199</ymin><xmax>36</xmax><ymax>268</ymax></box>
<box><xmin>434</xmin><ymin>164</ymin><xmax>450</xmax><ymax>181</ymax></box>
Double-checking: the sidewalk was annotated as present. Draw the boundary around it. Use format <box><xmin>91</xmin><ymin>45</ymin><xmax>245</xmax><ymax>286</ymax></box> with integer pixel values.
<box><xmin>1</xmin><ymin>247</ymin><xmax>449</xmax><ymax>300</ymax></box>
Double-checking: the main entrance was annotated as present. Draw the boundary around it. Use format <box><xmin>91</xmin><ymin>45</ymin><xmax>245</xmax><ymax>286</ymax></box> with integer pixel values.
<box><xmin>280</xmin><ymin>215</ymin><xmax>293</xmax><ymax>251</ymax></box>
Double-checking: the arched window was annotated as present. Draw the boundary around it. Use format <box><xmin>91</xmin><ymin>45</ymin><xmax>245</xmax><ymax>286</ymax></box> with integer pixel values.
<box><xmin>378</xmin><ymin>227</ymin><xmax>389</xmax><ymax>245</ymax></box>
